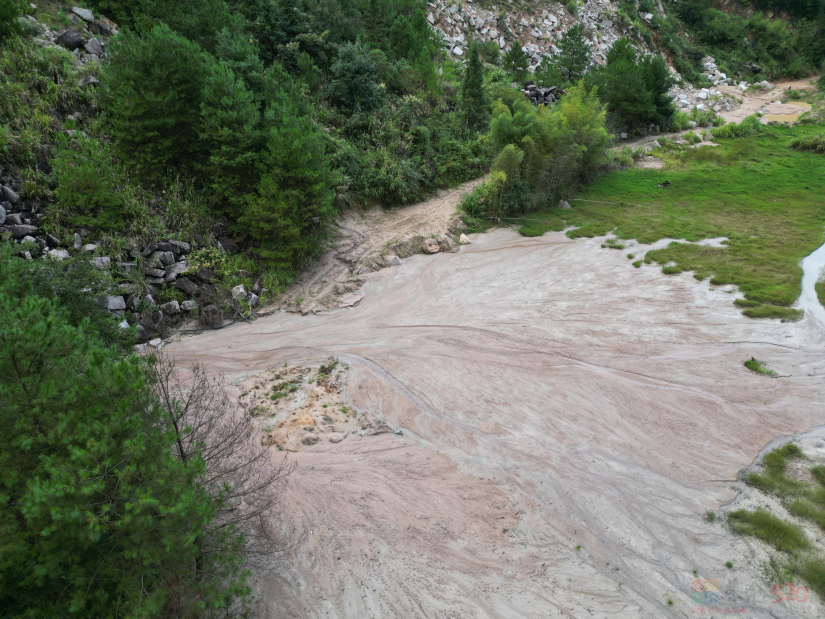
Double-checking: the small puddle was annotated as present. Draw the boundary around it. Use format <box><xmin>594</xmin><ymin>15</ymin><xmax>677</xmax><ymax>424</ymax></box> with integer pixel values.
<box><xmin>797</xmin><ymin>238</ymin><xmax>825</xmax><ymax>328</ymax></box>
<box><xmin>764</xmin><ymin>102</ymin><xmax>812</xmax><ymax>123</ymax></box>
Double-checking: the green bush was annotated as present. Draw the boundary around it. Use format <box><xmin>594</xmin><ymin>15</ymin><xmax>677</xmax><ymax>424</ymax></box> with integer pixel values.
<box><xmin>0</xmin><ymin>0</ymin><xmax>20</xmax><ymax>40</ymax></box>
<box><xmin>328</xmin><ymin>41</ymin><xmax>382</xmax><ymax>112</ymax></box>
<box><xmin>728</xmin><ymin>509</ymin><xmax>810</xmax><ymax>553</ymax></box>
<box><xmin>467</xmin><ymin>84</ymin><xmax>609</xmax><ymax>218</ymax></box>
<box><xmin>713</xmin><ymin>115</ymin><xmax>763</xmax><ymax>138</ymax></box>
<box><xmin>585</xmin><ymin>38</ymin><xmax>675</xmax><ymax>134</ymax></box>
<box><xmin>50</xmin><ymin>135</ymin><xmax>130</xmax><ymax>232</ymax></box>
<box><xmin>788</xmin><ymin>133</ymin><xmax>825</xmax><ymax>153</ymax></box>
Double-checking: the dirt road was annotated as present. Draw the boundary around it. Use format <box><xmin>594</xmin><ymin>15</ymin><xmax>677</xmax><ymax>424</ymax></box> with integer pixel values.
<box><xmin>169</xmin><ymin>215</ymin><xmax>825</xmax><ymax>617</ymax></box>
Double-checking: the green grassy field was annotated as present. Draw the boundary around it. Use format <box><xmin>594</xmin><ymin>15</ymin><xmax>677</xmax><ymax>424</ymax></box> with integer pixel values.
<box><xmin>518</xmin><ymin>123</ymin><xmax>825</xmax><ymax>312</ymax></box>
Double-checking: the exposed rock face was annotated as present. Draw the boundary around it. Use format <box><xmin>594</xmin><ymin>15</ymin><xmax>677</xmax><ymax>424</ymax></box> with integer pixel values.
<box><xmin>56</xmin><ymin>28</ymin><xmax>84</xmax><ymax>50</ymax></box>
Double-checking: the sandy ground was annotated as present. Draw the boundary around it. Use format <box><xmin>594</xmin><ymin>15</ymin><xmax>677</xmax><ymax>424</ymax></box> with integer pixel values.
<box><xmin>168</xmin><ymin>218</ymin><xmax>825</xmax><ymax>617</ymax></box>
<box><xmin>275</xmin><ymin>179</ymin><xmax>483</xmax><ymax>314</ymax></box>
<box><xmin>622</xmin><ymin>76</ymin><xmax>818</xmax><ymax>157</ymax></box>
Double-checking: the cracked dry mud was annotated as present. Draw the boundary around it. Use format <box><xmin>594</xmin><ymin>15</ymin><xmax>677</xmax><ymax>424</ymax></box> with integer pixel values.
<box><xmin>169</xmin><ymin>191</ymin><xmax>825</xmax><ymax>617</ymax></box>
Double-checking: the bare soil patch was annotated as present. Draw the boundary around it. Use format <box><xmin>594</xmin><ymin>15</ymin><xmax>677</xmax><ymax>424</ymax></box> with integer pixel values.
<box><xmin>170</xmin><ymin>220</ymin><xmax>825</xmax><ymax>617</ymax></box>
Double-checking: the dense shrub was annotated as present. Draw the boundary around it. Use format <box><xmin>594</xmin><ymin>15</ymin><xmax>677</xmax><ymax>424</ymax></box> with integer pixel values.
<box><xmin>470</xmin><ymin>84</ymin><xmax>609</xmax><ymax>219</ymax></box>
<box><xmin>712</xmin><ymin>114</ymin><xmax>763</xmax><ymax>138</ymax></box>
<box><xmin>0</xmin><ymin>0</ymin><xmax>20</xmax><ymax>40</ymax></box>
<box><xmin>328</xmin><ymin>41</ymin><xmax>383</xmax><ymax>112</ymax></box>
<box><xmin>51</xmin><ymin>135</ymin><xmax>130</xmax><ymax>231</ymax></box>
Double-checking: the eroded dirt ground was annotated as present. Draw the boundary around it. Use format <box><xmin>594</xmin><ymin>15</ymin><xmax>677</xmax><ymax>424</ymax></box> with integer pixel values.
<box><xmin>169</xmin><ymin>211</ymin><xmax>825</xmax><ymax>617</ymax></box>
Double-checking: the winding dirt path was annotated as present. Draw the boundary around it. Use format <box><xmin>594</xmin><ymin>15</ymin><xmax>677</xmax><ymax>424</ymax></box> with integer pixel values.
<box><xmin>170</xmin><ymin>214</ymin><xmax>825</xmax><ymax>617</ymax></box>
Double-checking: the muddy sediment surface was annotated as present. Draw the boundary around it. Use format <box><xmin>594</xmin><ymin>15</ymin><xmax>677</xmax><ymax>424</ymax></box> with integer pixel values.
<box><xmin>169</xmin><ymin>228</ymin><xmax>825</xmax><ymax>618</ymax></box>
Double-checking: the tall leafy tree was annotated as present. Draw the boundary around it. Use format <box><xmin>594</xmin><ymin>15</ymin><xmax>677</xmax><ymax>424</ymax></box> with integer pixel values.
<box><xmin>557</xmin><ymin>24</ymin><xmax>591</xmax><ymax>82</ymax></box>
<box><xmin>461</xmin><ymin>43</ymin><xmax>489</xmax><ymax>131</ymax></box>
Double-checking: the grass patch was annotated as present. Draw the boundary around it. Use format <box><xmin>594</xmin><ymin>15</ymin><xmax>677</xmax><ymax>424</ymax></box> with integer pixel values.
<box><xmin>743</xmin><ymin>357</ymin><xmax>777</xmax><ymax>376</ymax></box>
<box><xmin>662</xmin><ymin>266</ymin><xmax>682</xmax><ymax>275</ymax></box>
<box><xmin>728</xmin><ymin>509</ymin><xmax>809</xmax><ymax>553</ymax></box>
<box><xmin>741</xmin><ymin>305</ymin><xmax>804</xmax><ymax>322</ymax></box>
<box><xmin>733</xmin><ymin>298</ymin><xmax>762</xmax><ymax>308</ymax></box>
<box><xmin>633</xmin><ymin>260</ymin><xmax>642</xmax><ymax>268</ymax></box>
<box><xmin>516</xmin><ymin>124</ymin><xmax>825</xmax><ymax>314</ymax></box>
<box><xmin>729</xmin><ymin>443</ymin><xmax>825</xmax><ymax>602</ymax></box>
<box><xmin>816</xmin><ymin>281</ymin><xmax>825</xmax><ymax>307</ymax></box>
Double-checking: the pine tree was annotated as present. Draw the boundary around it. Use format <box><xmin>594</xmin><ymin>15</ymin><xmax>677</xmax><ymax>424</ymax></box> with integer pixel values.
<box><xmin>461</xmin><ymin>43</ymin><xmax>489</xmax><ymax>131</ymax></box>
<box><xmin>0</xmin><ymin>247</ymin><xmax>245</xmax><ymax>617</ymax></box>
<box><xmin>502</xmin><ymin>43</ymin><xmax>530</xmax><ymax>83</ymax></box>
<box><xmin>557</xmin><ymin>24</ymin><xmax>591</xmax><ymax>82</ymax></box>
<box><xmin>241</xmin><ymin>77</ymin><xmax>338</xmax><ymax>267</ymax></box>
<box><xmin>101</xmin><ymin>24</ymin><xmax>212</xmax><ymax>180</ymax></box>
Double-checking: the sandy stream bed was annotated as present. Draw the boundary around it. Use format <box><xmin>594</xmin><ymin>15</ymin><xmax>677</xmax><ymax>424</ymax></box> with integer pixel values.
<box><xmin>168</xmin><ymin>202</ymin><xmax>825</xmax><ymax>617</ymax></box>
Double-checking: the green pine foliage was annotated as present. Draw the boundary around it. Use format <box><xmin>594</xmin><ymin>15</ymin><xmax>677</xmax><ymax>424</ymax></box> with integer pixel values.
<box><xmin>0</xmin><ymin>247</ymin><xmax>247</xmax><ymax>617</ymax></box>
<box><xmin>101</xmin><ymin>24</ymin><xmax>213</xmax><ymax>180</ymax></box>
<box><xmin>241</xmin><ymin>87</ymin><xmax>338</xmax><ymax>267</ymax></box>
<box><xmin>502</xmin><ymin>43</ymin><xmax>530</xmax><ymax>83</ymax></box>
<box><xmin>585</xmin><ymin>38</ymin><xmax>676</xmax><ymax>134</ymax></box>
<box><xmin>557</xmin><ymin>24</ymin><xmax>591</xmax><ymax>83</ymax></box>
<box><xmin>461</xmin><ymin>43</ymin><xmax>488</xmax><ymax>131</ymax></box>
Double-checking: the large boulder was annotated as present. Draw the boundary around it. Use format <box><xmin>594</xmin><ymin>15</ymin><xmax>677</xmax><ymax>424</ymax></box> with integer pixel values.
<box><xmin>83</xmin><ymin>38</ymin><xmax>103</xmax><ymax>56</ymax></box>
<box><xmin>436</xmin><ymin>235</ymin><xmax>458</xmax><ymax>253</ymax></box>
<box><xmin>231</xmin><ymin>284</ymin><xmax>246</xmax><ymax>300</ymax></box>
<box><xmin>0</xmin><ymin>204</ymin><xmax>5</xmax><ymax>226</ymax></box>
<box><xmin>8</xmin><ymin>224</ymin><xmax>38</xmax><ymax>239</ymax></box>
<box><xmin>173</xmin><ymin>277</ymin><xmax>199</xmax><ymax>296</ymax></box>
<box><xmin>181</xmin><ymin>300</ymin><xmax>198</xmax><ymax>312</ymax></box>
<box><xmin>72</xmin><ymin>6</ymin><xmax>94</xmax><ymax>21</ymax></box>
<box><xmin>421</xmin><ymin>238</ymin><xmax>440</xmax><ymax>254</ymax></box>
<box><xmin>1</xmin><ymin>185</ymin><xmax>19</xmax><ymax>204</ymax></box>
<box><xmin>161</xmin><ymin>300</ymin><xmax>180</xmax><ymax>315</ymax></box>
<box><xmin>96</xmin><ymin>295</ymin><xmax>126</xmax><ymax>311</ymax></box>
<box><xmin>57</xmin><ymin>29</ymin><xmax>84</xmax><ymax>50</ymax></box>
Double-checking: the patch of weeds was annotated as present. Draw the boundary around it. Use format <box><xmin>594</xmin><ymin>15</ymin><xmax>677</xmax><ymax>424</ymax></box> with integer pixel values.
<box><xmin>788</xmin><ymin>133</ymin><xmax>825</xmax><ymax>154</ymax></box>
<box><xmin>728</xmin><ymin>510</ymin><xmax>810</xmax><ymax>553</ymax></box>
<box><xmin>742</xmin><ymin>305</ymin><xmax>804</xmax><ymax>322</ymax></box>
<box><xmin>627</xmin><ymin>253</ymin><xmax>634</xmax><ymax>259</ymax></box>
<box><xmin>744</xmin><ymin>357</ymin><xmax>777</xmax><ymax>377</ymax></box>
<box><xmin>734</xmin><ymin>299</ymin><xmax>762</xmax><ymax>308</ymax></box>
<box><xmin>662</xmin><ymin>266</ymin><xmax>682</xmax><ymax>275</ymax></box>
<box><xmin>608</xmin><ymin>243</ymin><xmax>625</xmax><ymax>249</ymax></box>
<box><xmin>633</xmin><ymin>260</ymin><xmax>642</xmax><ymax>268</ymax></box>
<box><xmin>731</xmin><ymin>444</ymin><xmax>825</xmax><ymax>599</ymax></box>
<box><xmin>705</xmin><ymin>511</ymin><xmax>716</xmax><ymax>523</ymax></box>
<box><xmin>725</xmin><ymin>561</ymin><xmax>734</xmax><ymax>569</ymax></box>
<box><xmin>816</xmin><ymin>281</ymin><xmax>825</xmax><ymax>307</ymax></box>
